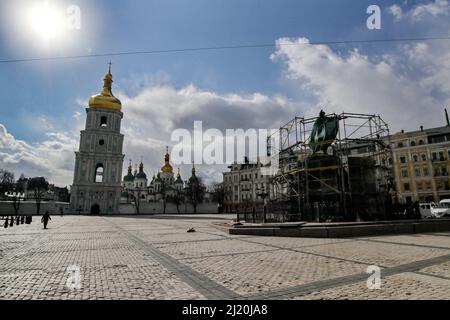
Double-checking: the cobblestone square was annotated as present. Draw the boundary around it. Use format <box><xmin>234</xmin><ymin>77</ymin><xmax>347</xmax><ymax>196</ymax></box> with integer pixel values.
<box><xmin>1</xmin><ymin>215</ymin><xmax>449</xmax><ymax>300</ymax></box>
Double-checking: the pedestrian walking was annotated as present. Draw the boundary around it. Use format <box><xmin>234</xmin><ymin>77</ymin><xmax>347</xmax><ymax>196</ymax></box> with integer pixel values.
<box><xmin>41</xmin><ymin>211</ymin><xmax>51</xmax><ymax>229</ymax></box>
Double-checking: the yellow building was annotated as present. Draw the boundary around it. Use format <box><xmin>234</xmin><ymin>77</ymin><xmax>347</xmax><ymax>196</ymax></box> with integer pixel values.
<box><xmin>389</xmin><ymin>125</ymin><xmax>450</xmax><ymax>204</ymax></box>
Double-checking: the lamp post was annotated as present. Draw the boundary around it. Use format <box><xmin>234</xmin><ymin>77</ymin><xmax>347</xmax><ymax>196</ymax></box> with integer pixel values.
<box><xmin>184</xmin><ymin>181</ymin><xmax>188</xmax><ymax>214</ymax></box>
<box><xmin>257</xmin><ymin>188</ymin><xmax>269</xmax><ymax>224</ymax></box>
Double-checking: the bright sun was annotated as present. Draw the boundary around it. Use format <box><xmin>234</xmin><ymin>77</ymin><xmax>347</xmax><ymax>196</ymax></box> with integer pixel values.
<box><xmin>26</xmin><ymin>1</ymin><xmax>65</xmax><ymax>42</ymax></box>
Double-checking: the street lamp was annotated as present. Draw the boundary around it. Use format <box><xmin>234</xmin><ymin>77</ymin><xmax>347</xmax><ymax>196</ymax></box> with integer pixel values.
<box><xmin>257</xmin><ymin>187</ymin><xmax>269</xmax><ymax>224</ymax></box>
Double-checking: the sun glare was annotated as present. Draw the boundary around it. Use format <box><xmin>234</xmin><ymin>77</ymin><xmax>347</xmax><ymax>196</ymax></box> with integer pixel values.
<box><xmin>26</xmin><ymin>1</ymin><xmax>65</xmax><ymax>42</ymax></box>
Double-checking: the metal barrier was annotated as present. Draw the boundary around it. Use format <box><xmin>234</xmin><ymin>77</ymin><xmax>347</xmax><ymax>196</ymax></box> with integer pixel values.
<box><xmin>237</xmin><ymin>210</ymin><xmax>302</xmax><ymax>223</ymax></box>
<box><xmin>1</xmin><ymin>215</ymin><xmax>32</xmax><ymax>229</ymax></box>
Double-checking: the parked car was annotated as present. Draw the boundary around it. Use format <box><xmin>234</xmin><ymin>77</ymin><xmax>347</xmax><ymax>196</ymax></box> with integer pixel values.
<box><xmin>430</xmin><ymin>199</ymin><xmax>450</xmax><ymax>218</ymax></box>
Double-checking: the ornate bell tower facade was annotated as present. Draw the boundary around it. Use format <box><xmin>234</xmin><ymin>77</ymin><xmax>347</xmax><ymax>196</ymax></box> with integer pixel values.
<box><xmin>70</xmin><ymin>64</ymin><xmax>124</xmax><ymax>214</ymax></box>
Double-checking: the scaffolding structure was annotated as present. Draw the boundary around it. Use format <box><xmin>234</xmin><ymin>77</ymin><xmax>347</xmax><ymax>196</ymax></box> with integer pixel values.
<box><xmin>266</xmin><ymin>112</ymin><xmax>393</xmax><ymax>222</ymax></box>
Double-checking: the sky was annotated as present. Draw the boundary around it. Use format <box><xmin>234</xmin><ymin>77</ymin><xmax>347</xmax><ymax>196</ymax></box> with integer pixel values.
<box><xmin>0</xmin><ymin>0</ymin><xmax>450</xmax><ymax>187</ymax></box>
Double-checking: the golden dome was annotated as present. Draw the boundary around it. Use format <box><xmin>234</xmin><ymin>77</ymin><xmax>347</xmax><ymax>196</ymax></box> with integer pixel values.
<box><xmin>161</xmin><ymin>163</ymin><xmax>173</xmax><ymax>173</ymax></box>
<box><xmin>161</xmin><ymin>146</ymin><xmax>173</xmax><ymax>173</ymax></box>
<box><xmin>88</xmin><ymin>63</ymin><xmax>122</xmax><ymax>112</ymax></box>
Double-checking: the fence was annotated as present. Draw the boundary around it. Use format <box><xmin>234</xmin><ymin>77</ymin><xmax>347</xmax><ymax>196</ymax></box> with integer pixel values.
<box><xmin>236</xmin><ymin>207</ymin><xmax>302</xmax><ymax>223</ymax></box>
<box><xmin>1</xmin><ymin>215</ymin><xmax>33</xmax><ymax>229</ymax></box>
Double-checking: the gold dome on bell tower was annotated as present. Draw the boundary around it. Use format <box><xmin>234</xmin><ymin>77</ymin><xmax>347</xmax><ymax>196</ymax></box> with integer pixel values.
<box><xmin>88</xmin><ymin>63</ymin><xmax>122</xmax><ymax>112</ymax></box>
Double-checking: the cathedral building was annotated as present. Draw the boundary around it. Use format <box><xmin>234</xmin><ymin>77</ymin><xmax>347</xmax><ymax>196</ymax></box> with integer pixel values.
<box><xmin>70</xmin><ymin>65</ymin><xmax>125</xmax><ymax>214</ymax></box>
<box><xmin>122</xmin><ymin>147</ymin><xmax>185</xmax><ymax>203</ymax></box>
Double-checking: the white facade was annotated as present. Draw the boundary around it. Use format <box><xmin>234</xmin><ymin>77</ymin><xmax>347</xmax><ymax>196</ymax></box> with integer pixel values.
<box><xmin>222</xmin><ymin>158</ymin><xmax>271</xmax><ymax>213</ymax></box>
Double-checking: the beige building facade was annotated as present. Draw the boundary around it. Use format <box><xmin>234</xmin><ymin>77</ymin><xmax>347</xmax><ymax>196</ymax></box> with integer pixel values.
<box><xmin>389</xmin><ymin>125</ymin><xmax>450</xmax><ymax>204</ymax></box>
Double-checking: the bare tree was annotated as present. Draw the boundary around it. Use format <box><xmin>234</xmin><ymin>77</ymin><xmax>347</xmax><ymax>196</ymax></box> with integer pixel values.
<box><xmin>0</xmin><ymin>169</ymin><xmax>14</xmax><ymax>200</ymax></box>
<box><xmin>132</xmin><ymin>187</ymin><xmax>146</xmax><ymax>214</ymax></box>
<box><xmin>160</xmin><ymin>180</ymin><xmax>168</xmax><ymax>214</ymax></box>
<box><xmin>211</xmin><ymin>183</ymin><xmax>226</xmax><ymax>212</ymax></box>
<box><xmin>27</xmin><ymin>177</ymin><xmax>49</xmax><ymax>215</ymax></box>
<box><xmin>12</xmin><ymin>177</ymin><xmax>26</xmax><ymax>216</ymax></box>
<box><xmin>170</xmin><ymin>189</ymin><xmax>184</xmax><ymax>214</ymax></box>
<box><xmin>186</xmin><ymin>177</ymin><xmax>206</xmax><ymax>214</ymax></box>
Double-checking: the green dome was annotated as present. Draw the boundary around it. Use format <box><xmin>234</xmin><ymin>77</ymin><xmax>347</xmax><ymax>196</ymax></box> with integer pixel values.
<box><xmin>136</xmin><ymin>172</ymin><xmax>147</xmax><ymax>179</ymax></box>
<box><xmin>136</xmin><ymin>162</ymin><xmax>147</xmax><ymax>179</ymax></box>
<box><xmin>123</xmin><ymin>164</ymin><xmax>135</xmax><ymax>182</ymax></box>
<box><xmin>175</xmin><ymin>168</ymin><xmax>183</xmax><ymax>183</ymax></box>
<box><xmin>189</xmin><ymin>164</ymin><xmax>198</xmax><ymax>183</ymax></box>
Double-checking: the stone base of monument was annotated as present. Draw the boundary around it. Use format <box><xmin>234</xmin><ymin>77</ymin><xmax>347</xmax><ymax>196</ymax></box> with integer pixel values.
<box><xmin>214</xmin><ymin>219</ymin><xmax>450</xmax><ymax>238</ymax></box>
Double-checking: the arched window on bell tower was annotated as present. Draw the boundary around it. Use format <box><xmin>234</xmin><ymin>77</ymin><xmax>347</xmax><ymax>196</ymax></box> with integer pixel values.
<box><xmin>100</xmin><ymin>116</ymin><xmax>107</xmax><ymax>127</ymax></box>
<box><xmin>95</xmin><ymin>163</ymin><xmax>104</xmax><ymax>183</ymax></box>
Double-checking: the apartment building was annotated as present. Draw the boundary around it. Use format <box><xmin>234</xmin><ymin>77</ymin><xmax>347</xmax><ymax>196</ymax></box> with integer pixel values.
<box><xmin>389</xmin><ymin>125</ymin><xmax>450</xmax><ymax>204</ymax></box>
<box><xmin>222</xmin><ymin>157</ymin><xmax>271</xmax><ymax>213</ymax></box>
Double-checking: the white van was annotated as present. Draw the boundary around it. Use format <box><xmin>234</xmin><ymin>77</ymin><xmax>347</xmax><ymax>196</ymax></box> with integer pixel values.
<box><xmin>419</xmin><ymin>203</ymin><xmax>434</xmax><ymax>218</ymax></box>
<box><xmin>430</xmin><ymin>199</ymin><xmax>450</xmax><ymax>218</ymax></box>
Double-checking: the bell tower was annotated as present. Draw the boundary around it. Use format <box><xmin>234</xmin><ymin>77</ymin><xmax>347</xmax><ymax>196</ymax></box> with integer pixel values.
<box><xmin>70</xmin><ymin>64</ymin><xmax>125</xmax><ymax>214</ymax></box>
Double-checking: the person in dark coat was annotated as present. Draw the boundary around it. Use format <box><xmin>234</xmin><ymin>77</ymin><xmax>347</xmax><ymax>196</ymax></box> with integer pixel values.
<box><xmin>413</xmin><ymin>201</ymin><xmax>422</xmax><ymax>219</ymax></box>
<box><xmin>41</xmin><ymin>211</ymin><xmax>51</xmax><ymax>229</ymax></box>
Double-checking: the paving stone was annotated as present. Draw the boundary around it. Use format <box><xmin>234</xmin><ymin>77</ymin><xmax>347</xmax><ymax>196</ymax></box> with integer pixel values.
<box><xmin>0</xmin><ymin>215</ymin><xmax>449</xmax><ymax>299</ymax></box>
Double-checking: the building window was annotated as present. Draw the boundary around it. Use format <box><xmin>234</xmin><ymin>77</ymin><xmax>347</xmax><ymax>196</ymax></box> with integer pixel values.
<box><xmin>439</xmin><ymin>151</ymin><xmax>446</xmax><ymax>161</ymax></box>
<box><xmin>414</xmin><ymin>167</ymin><xmax>421</xmax><ymax>177</ymax></box>
<box><xmin>423</xmin><ymin>167</ymin><xmax>429</xmax><ymax>176</ymax></box>
<box><xmin>397</xmin><ymin>142</ymin><xmax>404</xmax><ymax>148</ymax></box>
<box><xmin>100</xmin><ymin>116</ymin><xmax>107</xmax><ymax>127</ymax></box>
<box><xmin>413</xmin><ymin>154</ymin><xmax>418</xmax><ymax>162</ymax></box>
<box><xmin>429</xmin><ymin>135</ymin><xmax>445</xmax><ymax>144</ymax></box>
<box><xmin>401</xmin><ymin>169</ymin><xmax>409</xmax><ymax>178</ymax></box>
<box><xmin>404</xmin><ymin>183</ymin><xmax>410</xmax><ymax>191</ymax></box>
<box><xmin>443</xmin><ymin>167</ymin><xmax>448</xmax><ymax>176</ymax></box>
<box><xmin>417</xmin><ymin>182</ymin><xmax>423</xmax><ymax>191</ymax></box>
<box><xmin>421</xmin><ymin>153</ymin><xmax>427</xmax><ymax>161</ymax></box>
<box><xmin>95</xmin><ymin>163</ymin><xmax>104</xmax><ymax>183</ymax></box>
<box><xmin>419</xmin><ymin>140</ymin><xmax>424</xmax><ymax>145</ymax></box>
<box><xmin>432</xmin><ymin>152</ymin><xmax>437</xmax><ymax>161</ymax></box>
<box><xmin>426</xmin><ymin>181</ymin><xmax>431</xmax><ymax>190</ymax></box>
<box><xmin>400</xmin><ymin>155</ymin><xmax>406</xmax><ymax>163</ymax></box>
<box><xmin>410</xmin><ymin>141</ymin><xmax>416</xmax><ymax>147</ymax></box>
<box><xmin>99</xmin><ymin>139</ymin><xmax>105</xmax><ymax>146</ymax></box>
<box><xmin>434</xmin><ymin>167</ymin><xmax>441</xmax><ymax>177</ymax></box>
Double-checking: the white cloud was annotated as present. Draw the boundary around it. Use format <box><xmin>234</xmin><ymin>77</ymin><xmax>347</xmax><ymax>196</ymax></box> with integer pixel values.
<box><xmin>411</xmin><ymin>0</ymin><xmax>450</xmax><ymax>18</ymax></box>
<box><xmin>388</xmin><ymin>0</ymin><xmax>450</xmax><ymax>21</ymax></box>
<box><xmin>0</xmin><ymin>124</ymin><xmax>77</xmax><ymax>187</ymax></box>
<box><xmin>271</xmin><ymin>37</ymin><xmax>448</xmax><ymax>131</ymax></box>
<box><xmin>388</xmin><ymin>4</ymin><xmax>404</xmax><ymax>20</ymax></box>
<box><xmin>117</xmin><ymin>84</ymin><xmax>301</xmax><ymax>185</ymax></box>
